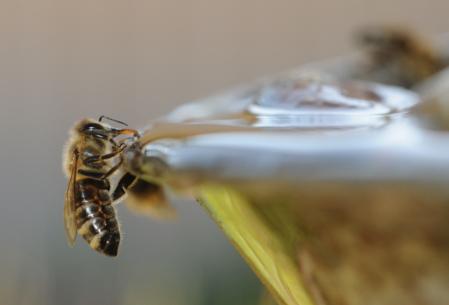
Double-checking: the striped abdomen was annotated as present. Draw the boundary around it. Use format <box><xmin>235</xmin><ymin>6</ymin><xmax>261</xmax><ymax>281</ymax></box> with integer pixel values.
<box><xmin>75</xmin><ymin>178</ymin><xmax>120</xmax><ymax>256</ymax></box>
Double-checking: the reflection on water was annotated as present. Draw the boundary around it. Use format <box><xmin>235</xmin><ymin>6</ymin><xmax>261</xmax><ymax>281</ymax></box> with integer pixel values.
<box><xmin>147</xmin><ymin>76</ymin><xmax>419</xmax><ymax>135</ymax></box>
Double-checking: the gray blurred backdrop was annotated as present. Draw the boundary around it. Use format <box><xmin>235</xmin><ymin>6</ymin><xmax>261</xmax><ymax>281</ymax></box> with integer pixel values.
<box><xmin>1</xmin><ymin>1</ymin><xmax>449</xmax><ymax>305</ymax></box>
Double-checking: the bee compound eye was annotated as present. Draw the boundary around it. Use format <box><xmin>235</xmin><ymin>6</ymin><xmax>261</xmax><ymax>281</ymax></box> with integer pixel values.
<box><xmin>82</xmin><ymin>123</ymin><xmax>105</xmax><ymax>132</ymax></box>
<box><xmin>80</xmin><ymin>123</ymin><xmax>109</xmax><ymax>139</ymax></box>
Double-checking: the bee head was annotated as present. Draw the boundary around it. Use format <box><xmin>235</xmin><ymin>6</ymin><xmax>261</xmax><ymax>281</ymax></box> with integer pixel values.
<box><xmin>75</xmin><ymin>119</ymin><xmax>112</xmax><ymax>140</ymax></box>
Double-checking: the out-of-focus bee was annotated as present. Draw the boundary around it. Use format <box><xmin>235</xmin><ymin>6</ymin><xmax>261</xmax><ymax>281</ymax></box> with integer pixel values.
<box><xmin>356</xmin><ymin>26</ymin><xmax>445</xmax><ymax>88</ymax></box>
<box><xmin>63</xmin><ymin>116</ymin><xmax>172</xmax><ymax>257</ymax></box>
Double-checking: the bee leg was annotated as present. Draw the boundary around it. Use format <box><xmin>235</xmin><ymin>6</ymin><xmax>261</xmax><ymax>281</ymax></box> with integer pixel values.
<box><xmin>111</xmin><ymin>173</ymin><xmax>137</xmax><ymax>202</ymax></box>
<box><xmin>109</xmin><ymin>138</ymin><xmax>120</xmax><ymax>148</ymax></box>
<box><xmin>84</xmin><ymin>145</ymin><xmax>126</xmax><ymax>165</ymax></box>
<box><xmin>109</xmin><ymin>138</ymin><xmax>130</xmax><ymax>151</ymax></box>
<box><xmin>100</xmin><ymin>158</ymin><xmax>124</xmax><ymax>180</ymax></box>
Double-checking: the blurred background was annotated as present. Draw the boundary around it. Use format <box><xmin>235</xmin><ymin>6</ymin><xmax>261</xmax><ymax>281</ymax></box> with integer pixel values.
<box><xmin>1</xmin><ymin>1</ymin><xmax>449</xmax><ymax>304</ymax></box>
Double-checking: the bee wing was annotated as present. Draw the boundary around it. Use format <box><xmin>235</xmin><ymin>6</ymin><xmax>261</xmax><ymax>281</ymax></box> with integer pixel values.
<box><xmin>64</xmin><ymin>152</ymin><xmax>78</xmax><ymax>246</ymax></box>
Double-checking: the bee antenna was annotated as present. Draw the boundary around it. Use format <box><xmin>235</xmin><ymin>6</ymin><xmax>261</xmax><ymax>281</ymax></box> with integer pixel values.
<box><xmin>98</xmin><ymin>115</ymin><xmax>128</xmax><ymax>127</ymax></box>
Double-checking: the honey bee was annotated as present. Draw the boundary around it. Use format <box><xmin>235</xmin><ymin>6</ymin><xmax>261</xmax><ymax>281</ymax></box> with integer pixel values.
<box><xmin>63</xmin><ymin>116</ymin><xmax>171</xmax><ymax>257</ymax></box>
<box><xmin>356</xmin><ymin>26</ymin><xmax>444</xmax><ymax>87</ymax></box>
